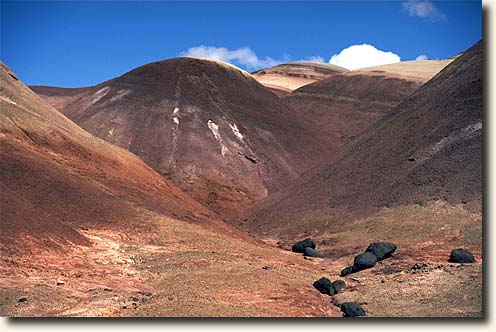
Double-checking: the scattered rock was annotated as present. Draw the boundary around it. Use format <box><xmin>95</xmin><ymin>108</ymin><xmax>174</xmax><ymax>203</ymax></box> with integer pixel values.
<box><xmin>365</xmin><ymin>242</ymin><xmax>397</xmax><ymax>260</ymax></box>
<box><xmin>313</xmin><ymin>277</ymin><xmax>335</xmax><ymax>295</ymax></box>
<box><xmin>341</xmin><ymin>302</ymin><xmax>367</xmax><ymax>317</ymax></box>
<box><xmin>56</xmin><ymin>280</ymin><xmax>66</xmax><ymax>286</ymax></box>
<box><xmin>131</xmin><ymin>296</ymin><xmax>139</xmax><ymax>303</ymax></box>
<box><xmin>352</xmin><ymin>252</ymin><xmax>377</xmax><ymax>272</ymax></box>
<box><xmin>138</xmin><ymin>291</ymin><xmax>152</xmax><ymax>297</ymax></box>
<box><xmin>262</xmin><ymin>265</ymin><xmax>272</xmax><ymax>270</ymax></box>
<box><xmin>103</xmin><ymin>287</ymin><xmax>113</xmax><ymax>292</ymax></box>
<box><xmin>303</xmin><ymin>247</ymin><xmax>322</xmax><ymax>257</ymax></box>
<box><xmin>17</xmin><ymin>297</ymin><xmax>28</xmax><ymax>303</ymax></box>
<box><xmin>291</xmin><ymin>238</ymin><xmax>316</xmax><ymax>253</ymax></box>
<box><xmin>340</xmin><ymin>266</ymin><xmax>353</xmax><ymax>277</ymax></box>
<box><xmin>409</xmin><ymin>262</ymin><xmax>429</xmax><ymax>274</ymax></box>
<box><xmin>332</xmin><ymin>280</ymin><xmax>346</xmax><ymax>294</ymax></box>
<box><xmin>303</xmin><ymin>256</ymin><xmax>314</xmax><ymax>261</ymax></box>
<box><xmin>448</xmin><ymin>248</ymin><xmax>475</xmax><ymax>263</ymax></box>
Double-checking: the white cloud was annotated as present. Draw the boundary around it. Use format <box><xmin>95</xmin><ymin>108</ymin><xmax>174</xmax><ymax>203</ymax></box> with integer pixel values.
<box><xmin>415</xmin><ymin>54</ymin><xmax>428</xmax><ymax>60</ymax></box>
<box><xmin>402</xmin><ymin>0</ymin><xmax>446</xmax><ymax>21</ymax></box>
<box><xmin>180</xmin><ymin>45</ymin><xmax>324</xmax><ymax>70</ymax></box>
<box><xmin>180</xmin><ymin>46</ymin><xmax>281</xmax><ymax>70</ymax></box>
<box><xmin>328</xmin><ymin>44</ymin><xmax>401</xmax><ymax>70</ymax></box>
<box><xmin>299</xmin><ymin>55</ymin><xmax>325</xmax><ymax>62</ymax></box>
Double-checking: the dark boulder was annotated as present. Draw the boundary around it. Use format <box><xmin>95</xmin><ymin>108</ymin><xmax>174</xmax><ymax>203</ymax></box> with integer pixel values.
<box><xmin>340</xmin><ymin>266</ymin><xmax>353</xmax><ymax>277</ymax></box>
<box><xmin>341</xmin><ymin>302</ymin><xmax>367</xmax><ymax>317</ymax></box>
<box><xmin>352</xmin><ymin>252</ymin><xmax>377</xmax><ymax>272</ymax></box>
<box><xmin>303</xmin><ymin>247</ymin><xmax>322</xmax><ymax>257</ymax></box>
<box><xmin>18</xmin><ymin>297</ymin><xmax>28</xmax><ymax>303</ymax></box>
<box><xmin>448</xmin><ymin>248</ymin><xmax>475</xmax><ymax>263</ymax></box>
<box><xmin>292</xmin><ymin>238</ymin><xmax>316</xmax><ymax>253</ymax></box>
<box><xmin>332</xmin><ymin>280</ymin><xmax>346</xmax><ymax>294</ymax></box>
<box><xmin>366</xmin><ymin>242</ymin><xmax>397</xmax><ymax>260</ymax></box>
<box><xmin>313</xmin><ymin>277</ymin><xmax>335</xmax><ymax>295</ymax></box>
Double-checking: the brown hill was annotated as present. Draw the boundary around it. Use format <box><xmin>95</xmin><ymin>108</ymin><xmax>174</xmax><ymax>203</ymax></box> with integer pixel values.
<box><xmin>243</xmin><ymin>41</ymin><xmax>482</xmax><ymax>245</ymax></box>
<box><xmin>0</xmin><ymin>62</ymin><xmax>341</xmax><ymax>318</ymax></box>
<box><xmin>251</xmin><ymin>62</ymin><xmax>349</xmax><ymax>96</ymax></box>
<box><xmin>285</xmin><ymin>70</ymin><xmax>424</xmax><ymax>155</ymax></box>
<box><xmin>354</xmin><ymin>59</ymin><xmax>453</xmax><ymax>82</ymax></box>
<box><xmin>30</xmin><ymin>58</ymin><xmax>330</xmax><ymax>219</ymax></box>
<box><xmin>0</xmin><ymin>62</ymin><xmax>226</xmax><ymax>253</ymax></box>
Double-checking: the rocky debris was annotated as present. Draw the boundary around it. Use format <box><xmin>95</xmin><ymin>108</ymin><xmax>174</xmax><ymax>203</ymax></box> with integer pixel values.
<box><xmin>313</xmin><ymin>277</ymin><xmax>335</xmax><ymax>295</ymax></box>
<box><xmin>291</xmin><ymin>238</ymin><xmax>316</xmax><ymax>253</ymax></box>
<box><xmin>332</xmin><ymin>280</ymin><xmax>346</xmax><ymax>294</ymax></box>
<box><xmin>340</xmin><ymin>266</ymin><xmax>353</xmax><ymax>277</ymax></box>
<box><xmin>17</xmin><ymin>297</ymin><xmax>28</xmax><ymax>303</ymax></box>
<box><xmin>303</xmin><ymin>247</ymin><xmax>322</xmax><ymax>257</ymax></box>
<box><xmin>365</xmin><ymin>242</ymin><xmax>397</xmax><ymax>261</ymax></box>
<box><xmin>409</xmin><ymin>262</ymin><xmax>429</xmax><ymax>274</ymax></box>
<box><xmin>449</xmin><ymin>248</ymin><xmax>475</xmax><ymax>263</ymax></box>
<box><xmin>341</xmin><ymin>302</ymin><xmax>367</xmax><ymax>317</ymax></box>
<box><xmin>138</xmin><ymin>291</ymin><xmax>152</xmax><ymax>297</ymax></box>
<box><xmin>262</xmin><ymin>265</ymin><xmax>272</xmax><ymax>270</ymax></box>
<box><xmin>352</xmin><ymin>252</ymin><xmax>378</xmax><ymax>272</ymax></box>
<box><xmin>56</xmin><ymin>280</ymin><xmax>66</xmax><ymax>286</ymax></box>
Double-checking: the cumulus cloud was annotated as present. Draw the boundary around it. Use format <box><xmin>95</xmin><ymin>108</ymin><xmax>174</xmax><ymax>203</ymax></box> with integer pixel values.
<box><xmin>402</xmin><ymin>0</ymin><xmax>446</xmax><ymax>21</ymax></box>
<box><xmin>180</xmin><ymin>45</ymin><xmax>324</xmax><ymax>70</ymax></box>
<box><xmin>328</xmin><ymin>44</ymin><xmax>401</xmax><ymax>70</ymax></box>
<box><xmin>415</xmin><ymin>54</ymin><xmax>428</xmax><ymax>60</ymax></box>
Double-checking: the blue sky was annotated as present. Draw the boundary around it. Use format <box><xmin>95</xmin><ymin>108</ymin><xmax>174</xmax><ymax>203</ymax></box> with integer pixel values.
<box><xmin>1</xmin><ymin>1</ymin><xmax>482</xmax><ymax>87</ymax></box>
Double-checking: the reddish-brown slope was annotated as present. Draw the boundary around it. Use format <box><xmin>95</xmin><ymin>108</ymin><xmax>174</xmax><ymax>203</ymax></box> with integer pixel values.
<box><xmin>285</xmin><ymin>71</ymin><xmax>423</xmax><ymax>155</ymax></box>
<box><xmin>243</xmin><ymin>40</ymin><xmax>482</xmax><ymax>237</ymax></box>
<box><xmin>31</xmin><ymin>58</ymin><xmax>330</xmax><ymax>219</ymax></box>
<box><xmin>0</xmin><ymin>63</ymin><xmax>342</xmax><ymax>318</ymax></box>
<box><xmin>0</xmin><ymin>62</ymin><xmax>225</xmax><ymax>254</ymax></box>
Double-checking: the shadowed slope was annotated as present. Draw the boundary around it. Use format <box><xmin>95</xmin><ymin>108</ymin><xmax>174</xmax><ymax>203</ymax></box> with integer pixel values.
<box><xmin>31</xmin><ymin>58</ymin><xmax>330</xmax><ymax>219</ymax></box>
<box><xmin>285</xmin><ymin>71</ymin><xmax>423</xmax><ymax>156</ymax></box>
<box><xmin>244</xmin><ymin>41</ymin><xmax>482</xmax><ymax>238</ymax></box>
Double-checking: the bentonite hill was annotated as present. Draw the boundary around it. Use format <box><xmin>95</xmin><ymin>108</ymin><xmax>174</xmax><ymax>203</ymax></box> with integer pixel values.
<box><xmin>31</xmin><ymin>58</ymin><xmax>330</xmax><ymax>219</ymax></box>
<box><xmin>1</xmin><ymin>31</ymin><xmax>483</xmax><ymax>318</ymax></box>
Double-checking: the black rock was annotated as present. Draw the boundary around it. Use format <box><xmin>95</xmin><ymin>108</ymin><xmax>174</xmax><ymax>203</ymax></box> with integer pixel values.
<box><xmin>131</xmin><ymin>296</ymin><xmax>139</xmax><ymax>302</ymax></box>
<box><xmin>303</xmin><ymin>247</ymin><xmax>322</xmax><ymax>257</ymax></box>
<box><xmin>18</xmin><ymin>297</ymin><xmax>28</xmax><ymax>303</ymax></box>
<box><xmin>366</xmin><ymin>242</ymin><xmax>397</xmax><ymax>261</ymax></box>
<box><xmin>332</xmin><ymin>280</ymin><xmax>346</xmax><ymax>294</ymax></box>
<box><xmin>448</xmin><ymin>248</ymin><xmax>475</xmax><ymax>263</ymax></box>
<box><xmin>340</xmin><ymin>266</ymin><xmax>353</xmax><ymax>277</ymax></box>
<box><xmin>292</xmin><ymin>238</ymin><xmax>316</xmax><ymax>253</ymax></box>
<box><xmin>341</xmin><ymin>302</ymin><xmax>367</xmax><ymax>317</ymax></box>
<box><xmin>313</xmin><ymin>277</ymin><xmax>335</xmax><ymax>295</ymax></box>
<box><xmin>138</xmin><ymin>291</ymin><xmax>152</xmax><ymax>297</ymax></box>
<box><xmin>352</xmin><ymin>252</ymin><xmax>378</xmax><ymax>272</ymax></box>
